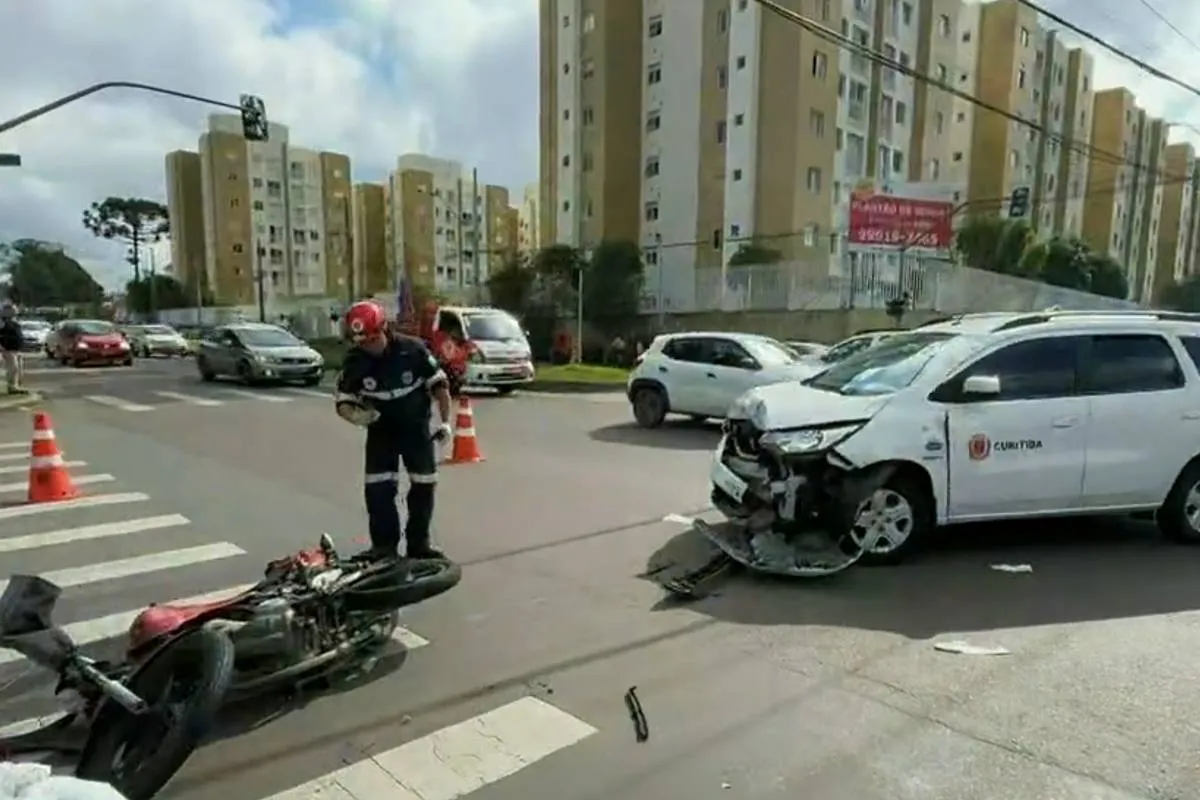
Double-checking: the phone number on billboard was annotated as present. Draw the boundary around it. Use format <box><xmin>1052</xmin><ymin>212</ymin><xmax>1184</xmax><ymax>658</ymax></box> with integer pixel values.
<box><xmin>850</xmin><ymin>228</ymin><xmax>945</xmax><ymax>247</ymax></box>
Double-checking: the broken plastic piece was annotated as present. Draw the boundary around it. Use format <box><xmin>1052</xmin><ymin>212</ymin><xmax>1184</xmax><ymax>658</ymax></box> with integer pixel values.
<box><xmin>990</xmin><ymin>563</ymin><xmax>1033</xmax><ymax>573</ymax></box>
<box><xmin>933</xmin><ymin>640</ymin><xmax>1010</xmax><ymax>656</ymax></box>
<box><xmin>624</xmin><ymin>686</ymin><xmax>649</xmax><ymax>743</ymax></box>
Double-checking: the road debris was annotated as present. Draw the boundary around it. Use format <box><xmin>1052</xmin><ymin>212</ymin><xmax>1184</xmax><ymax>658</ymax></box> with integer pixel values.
<box><xmin>623</xmin><ymin>686</ymin><xmax>649</xmax><ymax>743</ymax></box>
<box><xmin>934</xmin><ymin>640</ymin><xmax>1011</xmax><ymax>656</ymax></box>
<box><xmin>990</xmin><ymin>563</ymin><xmax>1033</xmax><ymax>573</ymax></box>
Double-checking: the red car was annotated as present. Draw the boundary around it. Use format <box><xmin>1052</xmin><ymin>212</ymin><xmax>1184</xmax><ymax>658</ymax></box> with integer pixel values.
<box><xmin>51</xmin><ymin>319</ymin><xmax>133</xmax><ymax>367</ymax></box>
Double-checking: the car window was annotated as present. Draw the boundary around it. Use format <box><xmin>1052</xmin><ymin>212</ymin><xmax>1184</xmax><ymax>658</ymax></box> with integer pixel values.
<box><xmin>662</xmin><ymin>337</ymin><xmax>712</xmax><ymax>363</ymax></box>
<box><xmin>807</xmin><ymin>332</ymin><xmax>957</xmax><ymax>396</ymax></box>
<box><xmin>1082</xmin><ymin>334</ymin><xmax>1183</xmax><ymax>394</ymax></box>
<box><xmin>822</xmin><ymin>335</ymin><xmax>873</xmax><ymax>363</ymax></box>
<box><xmin>959</xmin><ymin>336</ymin><xmax>1084</xmax><ymax>401</ymax></box>
<box><xmin>235</xmin><ymin>327</ymin><xmax>300</xmax><ymax>347</ymax></box>
<box><xmin>740</xmin><ymin>337</ymin><xmax>797</xmax><ymax>366</ymax></box>
<box><xmin>1179</xmin><ymin>336</ymin><xmax>1200</xmax><ymax>372</ymax></box>
<box><xmin>144</xmin><ymin>325</ymin><xmax>175</xmax><ymax>335</ymax></box>
<box><xmin>708</xmin><ymin>338</ymin><xmax>755</xmax><ymax>368</ymax></box>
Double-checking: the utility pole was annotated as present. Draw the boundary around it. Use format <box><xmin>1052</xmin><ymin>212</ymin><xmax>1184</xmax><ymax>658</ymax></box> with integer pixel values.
<box><xmin>255</xmin><ymin>246</ymin><xmax>267</xmax><ymax>322</ymax></box>
<box><xmin>342</xmin><ymin>195</ymin><xmax>355</xmax><ymax>303</ymax></box>
<box><xmin>147</xmin><ymin>245</ymin><xmax>157</xmax><ymax>323</ymax></box>
<box><xmin>574</xmin><ymin>251</ymin><xmax>586</xmax><ymax>364</ymax></box>
<box><xmin>654</xmin><ymin>233</ymin><xmax>665</xmax><ymax>329</ymax></box>
<box><xmin>193</xmin><ymin>258</ymin><xmax>204</xmax><ymax>326</ymax></box>
<box><xmin>471</xmin><ymin>168</ymin><xmax>482</xmax><ymax>304</ymax></box>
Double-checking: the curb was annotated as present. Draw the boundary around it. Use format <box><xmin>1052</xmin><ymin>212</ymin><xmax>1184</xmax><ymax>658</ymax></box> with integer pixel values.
<box><xmin>524</xmin><ymin>382</ymin><xmax>626</xmax><ymax>394</ymax></box>
<box><xmin>0</xmin><ymin>391</ymin><xmax>44</xmax><ymax>413</ymax></box>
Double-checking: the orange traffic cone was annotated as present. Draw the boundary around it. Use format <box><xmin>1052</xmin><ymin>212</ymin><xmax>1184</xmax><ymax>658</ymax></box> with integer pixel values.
<box><xmin>444</xmin><ymin>396</ymin><xmax>484</xmax><ymax>465</ymax></box>
<box><xmin>27</xmin><ymin>412</ymin><xmax>79</xmax><ymax>503</ymax></box>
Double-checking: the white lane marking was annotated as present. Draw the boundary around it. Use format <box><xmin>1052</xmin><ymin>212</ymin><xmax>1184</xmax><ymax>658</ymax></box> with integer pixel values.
<box><xmin>83</xmin><ymin>395</ymin><xmax>155</xmax><ymax>412</ymax></box>
<box><xmin>153</xmin><ymin>390</ymin><xmax>224</xmax><ymax>407</ymax></box>
<box><xmin>0</xmin><ymin>514</ymin><xmax>191</xmax><ymax>554</ymax></box>
<box><xmin>0</xmin><ymin>713</ymin><xmax>72</xmax><ymax>738</ymax></box>
<box><xmin>259</xmin><ymin>697</ymin><xmax>596</xmax><ymax>800</ymax></box>
<box><xmin>0</xmin><ymin>441</ymin><xmax>27</xmax><ymax>450</ymax></box>
<box><xmin>0</xmin><ymin>492</ymin><xmax>149</xmax><ymax>521</ymax></box>
<box><xmin>0</xmin><ymin>583</ymin><xmax>428</xmax><ymax>667</ymax></box>
<box><xmin>0</xmin><ymin>459</ymin><xmax>84</xmax><ymax>476</ymax></box>
<box><xmin>0</xmin><ymin>474</ymin><xmax>114</xmax><ymax>494</ymax></box>
<box><xmin>281</xmin><ymin>388</ymin><xmax>331</xmax><ymax>400</ymax></box>
<box><xmin>222</xmin><ymin>389</ymin><xmax>292</xmax><ymax>403</ymax></box>
<box><xmin>0</xmin><ymin>542</ymin><xmax>245</xmax><ymax>597</ymax></box>
<box><xmin>663</xmin><ymin>513</ymin><xmax>695</xmax><ymax>525</ymax></box>
<box><xmin>0</xmin><ymin>452</ymin><xmax>28</xmax><ymax>462</ymax></box>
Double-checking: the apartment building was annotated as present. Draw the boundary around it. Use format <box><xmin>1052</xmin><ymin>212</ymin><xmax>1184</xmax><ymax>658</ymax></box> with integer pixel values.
<box><xmin>163</xmin><ymin>150</ymin><xmax>207</xmax><ymax>292</ymax></box>
<box><xmin>353</xmin><ymin>182</ymin><xmax>388</xmax><ymax>295</ymax></box>
<box><xmin>1081</xmin><ymin>89</ymin><xmax>1165</xmax><ymax>299</ymax></box>
<box><xmin>193</xmin><ymin>114</ymin><xmax>353</xmax><ymax>308</ymax></box>
<box><xmin>383</xmin><ymin>153</ymin><xmax>512</xmax><ymax>299</ymax></box>
<box><xmin>517</xmin><ymin>183</ymin><xmax>541</xmax><ymax>251</ymax></box>
<box><xmin>1051</xmin><ymin>47</ymin><xmax>1094</xmax><ymax>238</ymax></box>
<box><xmin>1153</xmin><ymin>143</ymin><xmax>1196</xmax><ymax>300</ymax></box>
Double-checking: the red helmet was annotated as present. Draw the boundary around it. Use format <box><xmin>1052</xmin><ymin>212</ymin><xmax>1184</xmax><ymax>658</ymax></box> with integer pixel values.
<box><xmin>344</xmin><ymin>300</ymin><xmax>387</xmax><ymax>342</ymax></box>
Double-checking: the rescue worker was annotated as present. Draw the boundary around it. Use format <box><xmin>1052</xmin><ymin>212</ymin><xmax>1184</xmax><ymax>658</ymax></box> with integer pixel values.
<box><xmin>334</xmin><ymin>300</ymin><xmax>453</xmax><ymax>560</ymax></box>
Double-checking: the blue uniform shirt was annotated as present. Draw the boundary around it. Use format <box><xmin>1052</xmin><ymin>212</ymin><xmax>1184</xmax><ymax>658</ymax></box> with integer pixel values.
<box><xmin>335</xmin><ymin>335</ymin><xmax>447</xmax><ymax>431</ymax></box>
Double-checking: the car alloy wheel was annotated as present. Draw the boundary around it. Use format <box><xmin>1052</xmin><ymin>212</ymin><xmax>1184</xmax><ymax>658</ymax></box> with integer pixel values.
<box><xmin>850</xmin><ymin>488</ymin><xmax>915</xmax><ymax>555</ymax></box>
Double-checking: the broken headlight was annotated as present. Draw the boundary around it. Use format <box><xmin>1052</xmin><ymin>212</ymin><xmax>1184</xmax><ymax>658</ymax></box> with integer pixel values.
<box><xmin>760</xmin><ymin>423</ymin><xmax>865</xmax><ymax>455</ymax></box>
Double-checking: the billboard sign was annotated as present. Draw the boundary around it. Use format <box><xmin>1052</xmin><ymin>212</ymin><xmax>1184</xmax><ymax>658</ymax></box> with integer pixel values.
<box><xmin>848</xmin><ymin>187</ymin><xmax>954</xmax><ymax>249</ymax></box>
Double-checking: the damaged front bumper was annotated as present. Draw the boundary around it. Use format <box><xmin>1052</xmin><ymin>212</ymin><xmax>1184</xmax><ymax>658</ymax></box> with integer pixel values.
<box><xmin>705</xmin><ymin>421</ymin><xmax>893</xmax><ymax>577</ymax></box>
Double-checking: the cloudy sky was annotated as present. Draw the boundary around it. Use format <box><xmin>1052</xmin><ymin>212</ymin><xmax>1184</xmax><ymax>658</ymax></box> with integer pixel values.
<box><xmin>0</xmin><ymin>0</ymin><xmax>1198</xmax><ymax>289</ymax></box>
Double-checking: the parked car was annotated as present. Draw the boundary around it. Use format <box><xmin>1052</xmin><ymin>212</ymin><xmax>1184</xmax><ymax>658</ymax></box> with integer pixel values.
<box><xmin>783</xmin><ymin>340</ymin><xmax>830</xmax><ymax>359</ymax></box>
<box><xmin>17</xmin><ymin>319</ymin><xmax>51</xmax><ymax>352</ymax></box>
<box><xmin>800</xmin><ymin>330</ymin><xmax>901</xmax><ymax>368</ymax></box>
<box><xmin>627</xmin><ymin>331</ymin><xmax>822</xmax><ymax>428</ymax></box>
<box><xmin>195</xmin><ymin>323</ymin><xmax>323</xmax><ymax>386</ymax></box>
<box><xmin>49</xmin><ymin>319</ymin><xmax>133</xmax><ymax>367</ymax></box>
<box><xmin>124</xmin><ymin>324</ymin><xmax>191</xmax><ymax>358</ymax></box>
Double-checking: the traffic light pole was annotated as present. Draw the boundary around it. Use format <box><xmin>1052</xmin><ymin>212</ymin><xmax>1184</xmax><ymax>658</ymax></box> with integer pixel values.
<box><xmin>0</xmin><ymin>82</ymin><xmax>247</xmax><ymax>135</ymax></box>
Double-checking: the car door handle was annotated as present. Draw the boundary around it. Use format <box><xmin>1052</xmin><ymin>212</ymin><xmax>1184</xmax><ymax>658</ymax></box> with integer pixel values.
<box><xmin>657</xmin><ymin>366</ymin><xmax>668</xmax><ymax>373</ymax></box>
<box><xmin>1051</xmin><ymin>416</ymin><xmax>1079</xmax><ymax>428</ymax></box>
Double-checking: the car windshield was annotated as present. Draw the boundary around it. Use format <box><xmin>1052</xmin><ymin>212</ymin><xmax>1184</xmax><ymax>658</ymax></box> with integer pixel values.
<box><xmin>741</xmin><ymin>337</ymin><xmax>799</xmax><ymax>366</ymax></box>
<box><xmin>19</xmin><ymin>320</ymin><xmax>49</xmax><ymax>330</ymax></box>
<box><xmin>237</xmin><ymin>327</ymin><xmax>302</xmax><ymax>347</ymax></box>
<box><xmin>464</xmin><ymin>313</ymin><xmax>524</xmax><ymax>341</ymax></box>
<box><xmin>804</xmin><ymin>332</ymin><xmax>957</xmax><ymax>396</ymax></box>
<box><xmin>144</xmin><ymin>325</ymin><xmax>175</xmax><ymax>335</ymax></box>
<box><xmin>821</xmin><ymin>334</ymin><xmax>885</xmax><ymax>363</ymax></box>
<box><xmin>76</xmin><ymin>321</ymin><xmax>114</xmax><ymax>335</ymax></box>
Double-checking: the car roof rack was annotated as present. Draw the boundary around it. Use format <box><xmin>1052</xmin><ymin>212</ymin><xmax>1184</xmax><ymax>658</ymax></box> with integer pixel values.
<box><xmin>990</xmin><ymin>308</ymin><xmax>1200</xmax><ymax>332</ymax></box>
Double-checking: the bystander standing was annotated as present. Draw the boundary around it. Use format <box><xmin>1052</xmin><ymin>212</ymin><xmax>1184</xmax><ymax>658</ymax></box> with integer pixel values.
<box><xmin>0</xmin><ymin>305</ymin><xmax>25</xmax><ymax>395</ymax></box>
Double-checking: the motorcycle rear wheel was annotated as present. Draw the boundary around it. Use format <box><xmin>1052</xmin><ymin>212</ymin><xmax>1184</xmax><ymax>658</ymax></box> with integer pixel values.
<box><xmin>76</xmin><ymin>626</ymin><xmax>234</xmax><ymax>800</ymax></box>
<box><xmin>341</xmin><ymin>558</ymin><xmax>462</xmax><ymax>612</ymax></box>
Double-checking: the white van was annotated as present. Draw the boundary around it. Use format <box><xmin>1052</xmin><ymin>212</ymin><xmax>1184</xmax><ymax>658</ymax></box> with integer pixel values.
<box><xmin>433</xmin><ymin>306</ymin><xmax>534</xmax><ymax>394</ymax></box>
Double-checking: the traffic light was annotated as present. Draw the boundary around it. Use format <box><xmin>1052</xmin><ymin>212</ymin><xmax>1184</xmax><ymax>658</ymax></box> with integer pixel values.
<box><xmin>239</xmin><ymin>94</ymin><xmax>268</xmax><ymax>142</ymax></box>
<box><xmin>1008</xmin><ymin>186</ymin><xmax>1031</xmax><ymax>219</ymax></box>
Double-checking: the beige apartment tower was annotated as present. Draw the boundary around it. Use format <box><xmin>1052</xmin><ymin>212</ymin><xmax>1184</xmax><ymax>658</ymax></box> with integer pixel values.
<box><xmin>353</xmin><ymin>183</ymin><xmax>388</xmax><ymax>295</ymax></box>
<box><xmin>163</xmin><ymin>150</ymin><xmax>208</xmax><ymax>295</ymax></box>
<box><xmin>1154</xmin><ymin>142</ymin><xmax>1197</xmax><ymax>300</ymax></box>
<box><xmin>320</xmin><ymin>152</ymin><xmax>353</xmax><ymax>301</ymax></box>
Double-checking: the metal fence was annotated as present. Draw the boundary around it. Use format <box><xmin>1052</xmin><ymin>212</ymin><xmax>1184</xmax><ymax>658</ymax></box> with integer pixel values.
<box><xmin>669</xmin><ymin>252</ymin><xmax>1138</xmax><ymax>314</ymax></box>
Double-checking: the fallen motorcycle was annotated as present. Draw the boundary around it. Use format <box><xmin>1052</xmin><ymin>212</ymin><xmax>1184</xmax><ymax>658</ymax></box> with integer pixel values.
<box><xmin>0</xmin><ymin>574</ymin><xmax>234</xmax><ymax>800</ymax></box>
<box><xmin>125</xmin><ymin>534</ymin><xmax>461</xmax><ymax>700</ymax></box>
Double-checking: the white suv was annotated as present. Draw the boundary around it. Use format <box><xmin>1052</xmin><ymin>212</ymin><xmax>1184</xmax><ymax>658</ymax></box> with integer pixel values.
<box><xmin>709</xmin><ymin>310</ymin><xmax>1200</xmax><ymax>572</ymax></box>
<box><xmin>627</xmin><ymin>332</ymin><xmax>821</xmax><ymax>428</ymax></box>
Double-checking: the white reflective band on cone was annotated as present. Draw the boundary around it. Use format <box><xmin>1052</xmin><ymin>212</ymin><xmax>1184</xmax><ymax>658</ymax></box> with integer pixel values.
<box><xmin>454</xmin><ymin>427</ymin><xmax>475</xmax><ymax>437</ymax></box>
<box><xmin>29</xmin><ymin>454</ymin><xmax>63</xmax><ymax>469</ymax></box>
<box><xmin>31</xmin><ymin>430</ymin><xmax>54</xmax><ymax>440</ymax></box>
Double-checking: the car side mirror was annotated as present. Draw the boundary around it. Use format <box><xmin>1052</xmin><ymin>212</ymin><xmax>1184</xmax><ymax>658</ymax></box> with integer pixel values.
<box><xmin>962</xmin><ymin>374</ymin><xmax>1001</xmax><ymax>397</ymax></box>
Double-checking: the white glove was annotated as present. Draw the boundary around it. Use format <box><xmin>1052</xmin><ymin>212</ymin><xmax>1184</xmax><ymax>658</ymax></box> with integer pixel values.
<box><xmin>433</xmin><ymin>422</ymin><xmax>452</xmax><ymax>442</ymax></box>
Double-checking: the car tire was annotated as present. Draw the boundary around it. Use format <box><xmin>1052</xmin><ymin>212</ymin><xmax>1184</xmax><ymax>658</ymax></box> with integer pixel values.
<box><xmin>197</xmin><ymin>358</ymin><xmax>216</xmax><ymax>382</ymax></box>
<box><xmin>237</xmin><ymin>360</ymin><xmax>257</xmax><ymax>386</ymax></box>
<box><xmin>1157</xmin><ymin>460</ymin><xmax>1200</xmax><ymax>543</ymax></box>
<box><xmin>855</xmin><ymin>470</ymin><xmax>934</xmax><ymax>566</ymax></box>
<box><xmin>302</xmin><ymin>376</ymin><xmax>321</xmax><ymax>387</ymax></box>
<box><xmin>632</xmin><ymin>385</ymin><xmax>668</xmax><ymax>429</ymax></box>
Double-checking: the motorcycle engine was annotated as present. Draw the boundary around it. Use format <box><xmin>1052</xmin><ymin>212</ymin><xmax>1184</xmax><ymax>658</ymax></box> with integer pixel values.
<box><xmin>224</xmin><ymin>597</ymin><xmax>302</xmax><ymax>659</ymax></box>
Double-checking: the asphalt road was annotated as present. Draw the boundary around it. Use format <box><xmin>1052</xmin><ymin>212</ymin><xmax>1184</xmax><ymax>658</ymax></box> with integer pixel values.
<box><xmin>1</xmin><ymin>357</ymin><xmax>1198</xmax><ymax>799</ymax></box>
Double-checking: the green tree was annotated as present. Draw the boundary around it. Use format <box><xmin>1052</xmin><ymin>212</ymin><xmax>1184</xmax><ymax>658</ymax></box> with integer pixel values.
<box><xmin>954</xmin><ymin>216</ymin><xmax>1031</xmax><ymax>274</ymax></box>
<box><xmin>728</xmin><ymin>241</ymin><xmax>783</xmax><ymax>266</ymax></box>
<box><xmin>1031</xmin><ymin>237</ymin><xmax>1090</xmax><ymax>290</ymax></box>
<box><xmin>1160</xmin><ymin>274</ymin><xmax>1200</xmax><ymax>311</ymax></box>
<box><xmin>124</xmin><ymin>274</ymin><xmax>195</xmax><ymax>315</ymax></box>
<box><xmin>531</xmin><ymin>244</ymin><xmax>586</xmax><ymax>310</ymax></box>
<box><xmin>81</xmin><ymin>197</ymin><xmax>170</xmax><ymax>284</ymax></box>
<box><xmin>583</xmin><ymin>239</ymin><xmax>644</xmax><ymax>321</ymax></box>
<box><xmin>0</xmin><ymin>239</ymin><xmax>104</xmax><ymax>307</ymax></box>
<box><xmin>486</xmin><ymin>252</ymin><xmax>536</xmax><ymax>314</ymax></box>
<box><xmin>1082</xmin><ymin>252</ymin><xmax>1128</xmax><ymax>299</ymax></box>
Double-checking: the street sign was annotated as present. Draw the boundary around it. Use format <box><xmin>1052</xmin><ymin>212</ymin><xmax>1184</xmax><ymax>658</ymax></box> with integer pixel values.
<box><xmin>0</xmin><ymin>153</ymin><xmax>21</xmax><ymax>167</ymax></box>
<box><xmin>238</xmin><ymin>94</ymin><xmax>268</xmax><ymax>142</ymax></box>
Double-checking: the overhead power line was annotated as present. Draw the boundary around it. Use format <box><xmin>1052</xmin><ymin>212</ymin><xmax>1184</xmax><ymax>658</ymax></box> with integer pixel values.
<box><xmin>1016</xmin><ymin>0</ymin><xmax>1200</xmax><ymax>102</ymax></box>
<box><xmin>1132</xmin><ymin>0</ymin><xmax>1200</xmax><ymax>55</ymax></box>
<box><xmin>750</xmin><ymin>0</ymin><xmax>1169</xmax><ymax>182</ymax></box>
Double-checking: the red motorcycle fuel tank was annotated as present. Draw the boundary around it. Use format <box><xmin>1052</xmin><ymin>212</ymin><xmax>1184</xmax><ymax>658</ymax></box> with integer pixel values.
<box><xmin>127</xmin><ymin>595</ymin><xmax>239</xmax><ymax>653</ymax></box>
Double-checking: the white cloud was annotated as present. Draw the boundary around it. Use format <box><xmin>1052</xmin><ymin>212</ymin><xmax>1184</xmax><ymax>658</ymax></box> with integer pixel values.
<box><xmin>0</xmin><ymin>0</ymin><xmax>536</xmax><ymax>289</ymax></box>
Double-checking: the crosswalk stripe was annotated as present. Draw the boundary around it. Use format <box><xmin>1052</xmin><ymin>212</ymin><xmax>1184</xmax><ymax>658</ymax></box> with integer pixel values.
<box><xmin>221</xmin><ymin>389</ymin><xmax>292</xmax><ymax>403</ymax></box>
<box><xmin>0</xmin><ymin>583</ymin><xmax>428</xmax><ymax>668</ymax></box>
<box><xmin>154</xmin><ymin>390</ymin><xmax>224</xmax><ymax>407</ymax></box>
<box><xmin>0</xmin><ymin>473</ymin><xmax>114</xmax><ymax>494</ymax></box>
<box><xmin>261</xmin><ymin>697</ymin><xmax>596</xmax><ymax>799</ymax></box>
<box><xmin>281</xmin><ymin>388</ymin><xmax>331</xmax><ymax>400</ymax></box>
<box><xmin>83</xmin><ymin>395</ymin><xmax>155</xmax><ymax>412</ymax></box>
<box><xmin>0</xmin><ymin>542</ymin><xmax>245</xmax><ymax>597</ymax></box>
<box><xmin>0</xmin><ymin>452</ymin><xmax>28</xmax><ymax>462</ymax></box>
<box><xmin>0</xmin><ymin>459</ymin><xmax>84</xmax><ymax>476</ymax></box>
<box><xmin>0</xmin><ymin>492</ymin><xmax>149</xmax><ymax>521</ymax></box>
<box><xmin>0</xmin><ymin>441</ymin><xmax>26</xmax><ymax>450</ymax></box>
<box><xmin>0</xmin><ymin>514</ymin><xmax>191</xmax><ymax>554</ymax></box>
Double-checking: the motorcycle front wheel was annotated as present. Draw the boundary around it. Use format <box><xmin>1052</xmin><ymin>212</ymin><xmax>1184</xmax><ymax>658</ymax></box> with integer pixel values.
<box><xmin>341</xmin><ymin>558</ymin><xmax>462</xmax><ymax>612</ymax></box>
<box><xmin>75</xmin><ymin>626</ymin><xmax>235</xmax><ymax>800</ymax></box>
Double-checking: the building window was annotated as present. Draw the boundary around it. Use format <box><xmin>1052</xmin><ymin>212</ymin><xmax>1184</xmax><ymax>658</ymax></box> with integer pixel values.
<box><xmin>562</xmin><ymin>154</ymin><xmax>570</xmax><ymax>167</ymax></box>
<box><xmin>806</xmin><ymin>167</ymin><xmax>822</xmax><ymax>192</ymax></box>
<box><xmin>734</xmin><ymin>113</ymin><xmax>745</xmax><ymax>126</ymax></box>
<box><xmin>646</xmin><ymin>111</ymin><xmax>661</xmax><ymax>131</ymax></box>
<box><xmin>812</xmin><ymin>51</ymin><xmax>827</xmax><ymax>78</ymax></box>
<box><xmin>736</xmin><ymin>55</ymin><xmax>746</xmax><ymax>70</ymax></box>
<box><xmin>645</xmin><ymin>157</ymin><xmax>660</xmax><ymax>177</ymax></box>
<box><xmin>716</xmin><ymin>120</ymin><xmax>726</xmax><ymax>143</ymax></box>
<box><xmin>583</xmin><ymin>106</ymin><xmax>594</xmax><ymax>124</ymax></box>
<box><xmin>583</xmin><ymin>11</ymin><xmax>595</xmax><ymax>31</ymax></box>
<box><xmin>231</xmin><ymin>198</ymin><xmax>240</xmax><ymax>208</ymax></box>
<box><xmin>252</xmin><ymin>177</ymin><xmax>262</xmax><ymax>188</ymax></box>
<box><xmin>1020</xmin><ymin>26</ymin><xmax>1029</xmax><ymax>46</ymax></box>
<box><xmin>717</xmin><ymin>8</ymin><xmax>728</xmax><ymax>32</ymax></box>
<box><xmin>562</xmin><ymin>62</ymin><xmax>570</xmax><ymax>75</ymax></box>
<box><xmin>717</xmin><ymin>65</ymin><xmax>727</xmax><ymax>89</ymax></box>
<box><xmin>938</xmin><ymin>14</ymin><xmax>950</xmax><ymax>36</ymax></box>
<box><xmin>232</xmin><ymin>243</ymin><xmax>244</xmax><ymax>253</ymax></box>
<box><xmin>712</xmin><ymin>229</ymin><xmax>722</xmax><ymax>249</ymax></box>
<box><xmin>644</xmin><ymin>202</ymin><xmax>659</xmax><ymax>221</ymax></box>
<box><xmin>648</xmin><ymin>15</ymin><xmax>663</xmax><ymax>37</ymax></box>
<box><xmin>647</xmin><ymin>62</ymin><xmax>662</xmax><ymax>84</ymax></box>
<box><xmin>732</xmin><ymin>168</ymin><xmax>743</xmax><ymax>181</ymax></box>
<box><xmin>582</xmin><ymin>58</ymin><xmax>595</xmax><ymax>78</ymax></box>
<box><xmin>810</xmin><ymin>108</ymin><xmax>825</xmax><ymax>137</ymax></box>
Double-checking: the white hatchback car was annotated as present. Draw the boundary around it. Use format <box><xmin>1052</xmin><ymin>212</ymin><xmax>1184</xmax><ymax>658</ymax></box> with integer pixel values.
<box><xmin>711</xmin><ymin>309</ymin><xmax>1200</xmax><ymax>565</ymax></box>
<box><xmin>627</xmin><ymin>331</ymin><xmax>822</xmax><ymax>428</ymax></box>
